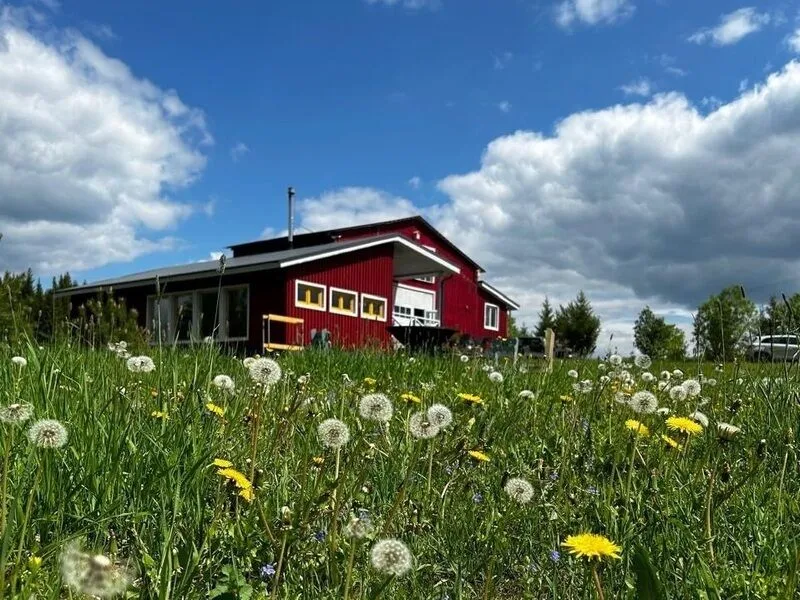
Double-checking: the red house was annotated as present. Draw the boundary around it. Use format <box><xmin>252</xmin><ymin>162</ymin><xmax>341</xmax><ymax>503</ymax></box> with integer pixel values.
<box><xmin>61</xmin><ymin>215</ymin><xmax>519</xmax><ymax>350</ymax></box>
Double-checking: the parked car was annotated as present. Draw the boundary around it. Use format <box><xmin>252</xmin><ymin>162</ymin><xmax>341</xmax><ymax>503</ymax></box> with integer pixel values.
<box><xmin>747</xmin><ymin>335</ymin><xmax>800</xmax><ymax>361</ymax></box>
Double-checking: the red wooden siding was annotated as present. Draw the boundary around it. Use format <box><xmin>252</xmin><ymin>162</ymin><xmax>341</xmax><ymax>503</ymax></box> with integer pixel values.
<box><xmin>336</xmin><ymin>222</ymin><xmax>510</xmax><ymax>340</ymax></box>
<box><xmin>283</xmin><ymin>246</ymin><xmax>394</xmax><ymax>347</ymax></box>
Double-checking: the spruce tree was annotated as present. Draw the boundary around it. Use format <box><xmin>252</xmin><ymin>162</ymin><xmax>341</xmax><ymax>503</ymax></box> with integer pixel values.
<box><xmin>534</xmin><ymin>297</ymin><xmax>556</xmax><ymax>337</ymax></box>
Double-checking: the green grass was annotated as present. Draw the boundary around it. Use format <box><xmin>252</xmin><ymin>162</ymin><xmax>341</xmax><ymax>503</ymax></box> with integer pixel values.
<box><xmin>0</xmin><ymin>343</ymin><xmax>798</xmax><ymax>599</ymax></box>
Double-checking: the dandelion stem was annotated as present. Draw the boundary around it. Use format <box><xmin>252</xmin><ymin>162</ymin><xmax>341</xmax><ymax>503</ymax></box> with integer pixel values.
<box><xmin>369</xmin><ymin>575</ymin><xmax>396</xmax><ymax>600</ymax></box>
<box><xmin>342</xmin><ymin>540</ymin><xmax>356</xmax><ymax>600</ymax></box>
<box><xmin>9</xmin><ymin>459</ymin><xmax>42</xmax><ymax>594</ymax></box>
<box><xmin>0</xmin><ymin>428</ymin><xmax>12</xmax><ymax>536</ymax></box>
<box><xmin>778</xmin><ymin>448</ymin><xmax>789</xmax><ymax>519</ymax></box>
<box><xmin>425</xmin><ymin>440</ymin><xmax>435</xmax><ymax>501</ymax></box>
<box><xmin>624</xmin><ymin>429</ymin><xmax>640</xmax><ymax>501</ymax></box>
<box><xmin>591</xmin><ymin>563</ymin><xmax>605</xmax><ymax>600</ymax></box>
<box><xmin>270</xmin><ymin>530</ymin><xmax>289</xmax><ymax>600</ymax></box>
<box><xmin>704</xmin><ymin>468</ymin><xmax>716</xmax><ymax>563</ymax></box>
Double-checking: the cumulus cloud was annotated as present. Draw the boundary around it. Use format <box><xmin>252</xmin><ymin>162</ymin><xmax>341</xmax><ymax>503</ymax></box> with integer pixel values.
<box><xmin>555</xmin><ymin>0</ymin><xmax>634</xmax><ymax>28</ymax></box>
<box><xmin>787</xmin><ymin>28</ymin><xmax>800</xmax><ymax>53</ymax></box>
<box><xmin>287</xmin><ymin>62</ymin><xmax>800</xmax><ymax>351</ymax></box>
<box><xmin>230</xmin><ymin>141</ymin><xmax>249</xmax><ymax>162</ymax></box>
<box><xmin>619</xmin><ymin>77</ymin><xmax>652</xmax><ymax>97</ymax></box>
<box><xmin>364</xmin><ymin>0</ymin><xmax>441</xmax><ymax>10</ymax></box>
<box><xmin>0</xmin><ymin>8</ymin><xmax>211</xmax><ymax>273</ymax></box>
<box><xmin>689</xmin><ymin>7</ymin><xmax>770</xmax><ymax>46</ymax></box>
<box><xmin>497</xmin><ymin>101</ymin><xmax>512</xmax><ymax>113</ymax></box>
<box><xmin>408</xmin><ymin>176</ymin><xmax>422</xmax><ymax>189</ymax></box>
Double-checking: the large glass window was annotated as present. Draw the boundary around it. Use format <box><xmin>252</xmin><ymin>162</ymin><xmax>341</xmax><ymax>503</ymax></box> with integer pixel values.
<box><xmin>199</xmin><ymin>291</ymin><xmax>219</xmax><ymax>339</ymax></box>
<box><xmin>149</xmin><ymin>297</ymin><xmax>172</xmax><ymax>344</ymax></box>
<box><xmin>330</xmin><ymin>287</ymin><xmax>358</xmax><ymax>316</ymax></box>
<box><xmin>295</xmin><ymin>280</ymin><xmax>326</xmax><ymax>311</ymax></box>
<box><xmin>226</xmin><ymin>288</ymin><xmax>248</xmax><ymax>339</ymax></box>
<box><xmin>175</xmin><ymin>295</ymin><xmax>194</xmax><ymax>341</ymax></box>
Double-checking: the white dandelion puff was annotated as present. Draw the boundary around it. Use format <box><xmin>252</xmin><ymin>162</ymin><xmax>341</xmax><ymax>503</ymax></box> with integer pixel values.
<box><xmin>660</xmin><ymin>370</ymin><xmax>671</xmax><ymax>381</ymax></box>
<box><xmin>0</xmin><ymin>403</ymin><xmax>33</xmax><ymax>424</ymax></box>
<box><xmin>427</xmin><ymin>404</ymin><xmax>453</xmax><ymax>428</ymax></box>
<box><xmin>599</xmin><ymin>375</ymin><xmax>610</xmax><ymax>384</ymax></box>
<box><xmin>370</xmin><ymin>539</ymin><xmax>413</xmax><ymax>577</ymax></box>
<box><xmin>359</xmin><ymin>393</ymin><xmax>394</xmax><ymax>423</ymax></box>
<box><xmin>504</xmin><ymin>477</ymin><xmax>534</xmax><ymax>504</ymax></box>
<box><xmin>682</xmin><ymin>379</ymin><xmax>701</xmax><ymax>398</ymax></box>
<box><xmin>717</xmin><ymin>422</ymin><xmax>742</xmax><ymax>441</ymax></box>
<box><xmin>11</xmin><ymin>356</ymin><xmax>27</xmax><ymax>368</ymax></box>
<box><xmin>344</xmin><ymin>514</ymin><xmax>373</xmax><ymax>539</ymax></box>
<box><xmin>669</xmin><ymin>385</ymin><xmax>688</xmax><ymax>402</ymax></box>
<box><xmin>705</xmin><ymin>378</ymin><xmax>717</xmax><ymax>387</ymax></box>
<box><xmin>242</xmin><ymin>357</ymin><xmax>256</xmax><ymax>368</ymax></box>
<box><xmin>567</xmin><ymin>369</ymin><xmax>579</xmax><ymax>379</ymax></box>
<box><xmin>609</xmin><ymin>354</ymin><xmax>623</xmax><ymax>366</ymax></box>
<box><xmin>518</xmin><ymin>390</ymin><xmax>535</xmax><ymax>399</ymax></box>
<box><xmin>126</xmin><ymin>356</ymin><xmax>155</xmax><ymax>373</ymax></box>
<box><xmin>61</xmin><ymin>542</ymin><xmax>132</xmax><ymax>598</ymax></box>
<box><xmin>614</xmin><ymin>391</ymin><xmax>630</xmax><ymax>405</ymax></box>
<box><xmin>634</xmin><ymin>355</ymin><xmax>652</xmax><ymax>369</ymax></box>
<box><xmin>657</xmin><ymin>381</ymin><xmax>668</xmax><ymax>391</ymax></box>
<box><xmin>629</xmin><ymin>391</ymin><xmax>658</xmax><ymax>414</ymax></box>
<box><xmin>27</xmin><ymin>419</ymin><xmax>68</xmax><ymax>449</ymax></box>
<box><xmin>212</xmin><ymin>375</ymin><xmax>235</xmax><ymax>393</ymax></box>
<box><xmin>248</xmin><ymin>358</ymin><xmax>282</xmax><ymax>386</ymax></box>
<box><xmin>460</xmin><ymin>354</ymin><xmax>469</xmax><ymax>363</ymax></box>
<box><xmin>672</xmin><ymin>369</ymin><xmax>684</xmax><ymax>378</ymax></box>
<box><xmin>598</xmin><ymin>363</ymin><xmax>607</xmax><ymax>371</ymax></box>
<box><xmin>488</xmin><ymin>371</ymin><xmax>504</xmax><ymax>383</ymax></box>
<box><xmin>641</xmin><ymin>372</ymin><xmax>655</xmax><ymax>383</ymax></box>
<box><xmin>408</xmin><ymin>411</ymin><xmax>440</xmax><ymax>439</ymax></box>
<box><xmin>656</xmin><ymin>407</ymin><xmax>671</xmax><ymax>416</ymax></box>
<box><xmin>317</xmin><ymin>418</ymin><xmax>350</xmax><ymax>449</ymax></box>
<box><xmin>689</xmin><ymin>411</ymin><xmax>709</xmax><ymax>427</ymax></box>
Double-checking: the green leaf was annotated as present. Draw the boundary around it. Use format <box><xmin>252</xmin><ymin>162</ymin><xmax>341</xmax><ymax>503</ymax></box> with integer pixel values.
<box><xmin>631</xmin><ymin>544</ymin><xmax>666</xmax><ymax>600</ymax></box>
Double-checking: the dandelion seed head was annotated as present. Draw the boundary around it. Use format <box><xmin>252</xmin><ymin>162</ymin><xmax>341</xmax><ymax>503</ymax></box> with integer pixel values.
<box><xmin>672</xmin><ymin>369</ymin><xmax>683</xmax><ymax>378</ymax></box>
<box><xmin>488</xmin><ymin>371</ymin><xmax>504</xmax><ymax>383</ymax></box>
<box><xmin>212</xmin><ymin>374</ymin><xmax>235</xmax><ymax>393</ymax></box>
<box><xmin>248</xmin><ymin>358</ymin><xmax>282</xmax><ymax>386</ymax></box>
<box><xmin>27</xmin><ymin>419</ymin><xmax>68</xmax><ymax>448</ymax></box>
<box><xmin>669</xmin><ymin>385</ymin><xmax>688</xmax><ymax>402</ymax></box>
<box><xmin>518</xmin><ymin>390</ymin><xmax>535</xmax><ymax>399</ymax></box>
<box><xmin>682</xmin><ymin>379</ymin><xmax>701</xmax><ymax>397</ymax></box>
<box><xmin>661</xmin><ymin>370</ymin><xmax>671</xmax><ymax>380</ymax></box>
<box><xmin>629</xmin><ymin>391</ymin><xmax>658</xmax><ymax>414</ymax></box>
<box><xmin>460</xmin><ymin>354</ymin><xmax>469</xmax><ymax>363</ymax></box>
<box><xmin>344</xmin><ymin>514</ymin><xmax>373</xmax><ymax>539</ymax></box>
<box><xmin>634</xmin><ymin>355</ymin><xmax>652</xmax><ymax>369</ymax></box>
<box><xmin>370</xmin><ymin>539</ymin><xmax>413</xmax><ymax>577</ymax></box>
<box><xmin>317</xmin><ymin>418</ymin><xmax>350</xmax><ymax>448</ymax></box>
<box><xmin>358</xmin><ymin>393</ymin><xmax>394</xmax><ymax>423</ymax></box>
<box><xmin>126</xmin><ymin>356</ymin><xmax>155</xmax><ymax>373</ymax></box>
<box><xmin>243</xmin><ymin>357</ymin><xmax>256</xmax><ymax>368</ymax></box>
<box><xmin>427</xmin><ymin>403</ymin><xmax>453</xmax><ymax>428</ymax></box>
<box><xmin>409</xmin><ymin>411</ymin><xmax>440</xmax><ymax>439</ymax></box>
<box><xmin>504</xmin><ymin>477</ymin><xmax>534</xmax><ymax>504</ymax></box>
<box><xmin>567</xmin><ymin>369</ymin><xmax>578</xmax><ymax>379</ymax></box>
<box><xmin>608</xmin><ymin>354</ymin><xmax>622</xmax><ymax>366</ymax></box>
<box><xmin>656</xmin><ymin>407</ymin><xmax>671</xmax><ymax>416</ymax></box>
<box><xmin>11</xmin><ymin>356</ymin><xmax>27</xmax><ymax>368</ymax></box>
<box><xmin>641</xmin><ymin>372</ymin><xmax>655</xmax><ymax>383</ymax></box>
<box><xmin>717</xmin><ymin>422</ymin><xmax>742</xmax><ymax>440</ymax></box>
<box><xmin>689</xmin><ymin>411</ymin><xmax>709</xmax><ymax>427</ymax></box>
<box><xmin>0</xmin><ymin>402</ymin><xmax>33</xmax><ymax>424</ymax></box>
<box><xmin>61</xmin><ymin>542</ymin><xmax>131</xmax><ymax>598</ymax></box>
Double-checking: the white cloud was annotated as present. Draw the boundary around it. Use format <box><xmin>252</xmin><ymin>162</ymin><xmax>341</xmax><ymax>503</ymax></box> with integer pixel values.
<box><xmin>689</xmin><ymin>7</ymin><xmax>770</xmax><ymax>46</ymax></box>
<box><xmin>408</xmin><ymin>176</ymin><xmax>422</xmax><ymax>189</ymax></box>
<box><xmin>364</xmin><ymin>0</ymin><xmax>441</xmax><ymax>10</ymax></box>
<box><xmin>287</xmin><ymin>62</ymin><xmax>800</xmax><ymax>353</ymax></box>
<box><xmin>555</xmin><ymin>0</ymin><xmax>634</xmax><ymax>28</ymax></box>
<box><xmin>787</xmin><ymin>28</ymin><xmax>800</xmax><ymax>53</ymax></box>
<box><xmin>619</xmin><ymin>77</ymin><xmax>652</xmax><ymax>97</ymax></box>
<box><xmin>230</xmin><ymin>141</ymin><xmax>249</xmax><ymax>162</ymax></box>
<box><xmin>0</xmin><ymin>9</ymin><xmax>210</xmax><ymax>273</ymax></box>
<box><xmin>497</xmin><ymin>101</ymin><xmax>512</xmax><ymax>113</ymax></box>
<box><xmin>493</xmin><ymin>51</ymin><xmax>513</xmax><ymax>70</ymax></box>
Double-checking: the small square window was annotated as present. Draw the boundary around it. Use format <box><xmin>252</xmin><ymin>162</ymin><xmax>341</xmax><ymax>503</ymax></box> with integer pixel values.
<box><xmin>330</xmin><ymin>287</ymin><xmax>358</xmax><ymax>316</ymax></box>
<box><xmin>361</xmin><ymin>294</ymin><xmax>387</xmax><ymax>322</ymax></box>
<box><xmin>295</xmin><ymin>280</ymin><xmax>326</xmax><ymax>311</ymax></box>
<box><xmin>484</xmin><ymin>303</ymin><xmax>499</xmax><ymax>331</ymax></box>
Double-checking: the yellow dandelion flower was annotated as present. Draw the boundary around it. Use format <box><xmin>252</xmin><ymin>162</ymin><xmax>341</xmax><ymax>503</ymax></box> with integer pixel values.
<box><xmin>205</xmin><ymin>402</ymin><xmax>226</xmax><ymax>418</ymax></box>
<box><xmin>312</xmin><ymin>456</ymin><xmax>325</xmax><ymax>465</ymax></box>
<box><xmin>458</xmin><ymin>393</ymin><xmax>483</xmax><ymax>405</ymax></box>
<box><xmin>661</xmin><ymin>434</ymin><xmax>683</xmax><ymax>450</ymax></box>
<box><xmin>624</xmin><ymin>419</ymin><xmax>649</xmax><ymax>437</ymax></box>
<box><xmin>151</xmin><ymin>410</ymin><xmax>169</xmax><ymax>420</ymax></box>
<box><xmin>561</xmin><ymin>533</ymin><xmax>622</xmax><ymax>561</ymax></box>
<box><xmin>363</xmin><ymin>377</ymin><xmax>377</xmax><ymax>386</ymax></box>
<box><xmin>150</xmin><ymin>389</ymin><xmax>159</xmax><ymax>398</ymax></box>
<box><xmin>217</xmin><ymin>467</ymin><xmax>253</xmax><ymax>490</ymax></box>
<box><xmin>559</xmin><ymin>395</ymin><xmax>574</xmax><ymax>403</ymax></box>
<box><xmin>238</xmin><ymin>487</ymin><xmax>255</xmax><ymax>502</ymax></box>
<box><xmin>212</xmin><ymin>458</ymin><xmax>233</xmax><ymax>468</ymax></box>
<box><xmin>468</xmin><ymin>450</ymin><xmax>490</xmax><ymax>462</ymax></box>
<box><xmin>666</xmin><ymin>416</ymin><xmax>703</xmax><ymax>436</ymax></box>
<box><xmin>401</xmin><ymin>392</ymin><xmax>422</xmax><ymax>404</ymax></box>
<box><xmin>28</xmin><ymin>555</ymin><xmax>42</xmax><ymax>571</ymax></box>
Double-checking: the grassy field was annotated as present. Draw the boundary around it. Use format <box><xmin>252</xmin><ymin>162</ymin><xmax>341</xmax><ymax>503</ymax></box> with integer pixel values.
<box><xmin>0</xmin><ymin>343</ymin><xmax>798</xmax><ymax>599</ymax></box>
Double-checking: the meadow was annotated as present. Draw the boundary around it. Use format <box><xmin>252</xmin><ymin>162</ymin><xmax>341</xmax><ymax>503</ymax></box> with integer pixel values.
<box><xmin>0</xmin><ymin>342</ymin><xmax>798</xmax><ymax>599</ymax></box>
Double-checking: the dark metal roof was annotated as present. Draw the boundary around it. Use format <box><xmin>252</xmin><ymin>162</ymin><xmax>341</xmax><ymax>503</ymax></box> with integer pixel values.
<box><xmin>228</xmin><ymin>215</ymin><xmax>485</xmax><ymax>272</ymax></box>
<box><xmin>56</xmin><ymin>234</ymin><xmax>402</xmax><ymax>295</ymax></box>
<box><xmin>479</xmin><ymin>281</ymin><xmax>520</xmax><ymax>310</ymax></box>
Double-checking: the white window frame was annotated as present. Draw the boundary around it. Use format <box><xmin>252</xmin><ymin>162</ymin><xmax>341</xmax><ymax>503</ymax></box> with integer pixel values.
<box><xmin>414</xmin><ymin>245</ymin><xmax>438</xmax><ymax>284</ymax></box>
<box><xmin>484</xmin><ymin>302</ymin><xmax>500</xmax><ymax>331</ymax></box>
<box><xmin>329</xmin><ymin>286</ymin><xmax>359</xmax><ymax>317</ymax></box>
<box><xmin>361</xmin><ymin>293</ymin><xmax>388</xmax><ymax>322</ymax></box>
<box><xmin>294</xmin><ymin>279</ymin><xmax>327</xmax><ymax>312</ymax></box>
<box><xmin>146</xmin><ymin>284</ymin><xmax>250</xmax><ymax>344</ymax></box>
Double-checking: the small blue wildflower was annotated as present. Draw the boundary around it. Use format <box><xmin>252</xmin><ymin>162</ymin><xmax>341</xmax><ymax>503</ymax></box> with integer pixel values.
<box><xmin>314</xmin><ymin>530</ymin><xmax>326</xmax><ymax>542</ymax></box>
<box><xmin>587</xmin><ymin>486</ymin><xmax>599</xmax><ymax>496</ymax></box>
<box><xmin>549</xmin><ymin>550</ymin><xmax>561</xmax><ymax>563</ymax></box>
<box><xmin>472</xmin><ymin>492</ymin><xmax>483</xmax><ymax>504</ymax></box>
<box><xmin>549</xmin><ymin>471</ymin><xmax>559</xmax><ymax>481</ymax></box>
<box><xmin>260</xmin><ymin>564</ymin><xmax>276</xmax><ymax>579</ymax></box>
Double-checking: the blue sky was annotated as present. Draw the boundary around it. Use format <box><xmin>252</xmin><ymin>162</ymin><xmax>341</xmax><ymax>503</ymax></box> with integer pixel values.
<box><xmin>3</xmin><ymin>0</ymin><xmax>800</xmax><ymax>352</ymax></box>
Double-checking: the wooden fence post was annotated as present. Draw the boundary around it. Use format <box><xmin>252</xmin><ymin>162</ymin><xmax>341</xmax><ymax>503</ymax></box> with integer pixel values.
<box><xmin>545</xmin><ymin>328</ymin><xmax>555</xmax><ymax>372</ymax></box>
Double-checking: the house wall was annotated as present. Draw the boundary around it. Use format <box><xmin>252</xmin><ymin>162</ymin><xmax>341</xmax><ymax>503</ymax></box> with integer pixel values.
<box><xmin>336</xmin><ymin>224</ymin><xmax>510</xmax><ymax>339</ymax></box>
<box><xmin>68</xmin><ymin>270</ymin><xmax>286</xmax><ymax>351</ymax></box>
<box><xmin>283</xmin><ymin>246</ymin><xmax>395</xmax><ymax>347</ymax></box>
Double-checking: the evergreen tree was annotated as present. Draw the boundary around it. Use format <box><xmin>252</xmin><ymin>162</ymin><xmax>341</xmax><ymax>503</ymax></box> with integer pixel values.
<box><xmin>554</xmin><ymin>291</ymin><xmax>601</xmax><ymax>356</ymax></box>
<box><xmin>534</xmin><ymin>297</ymin><xmax>556</xmax><ymax>337</ymax></box>
<box><xmin>693</xmin><ymin>285</ymin><xmax>757</xmax><ymax>361</ymax></box>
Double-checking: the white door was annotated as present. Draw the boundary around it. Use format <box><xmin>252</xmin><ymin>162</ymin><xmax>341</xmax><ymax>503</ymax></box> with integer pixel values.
<box><xmin>393</xmin><ymin>284</ymin><xmax>437</xmax><ymax>326</ymax></box>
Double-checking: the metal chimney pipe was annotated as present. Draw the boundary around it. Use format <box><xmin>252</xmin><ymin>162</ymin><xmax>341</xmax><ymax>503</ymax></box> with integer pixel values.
<box><xmin>287</xmin><ymin>186</ymin><xmax>295</xmax><ymax>247</ymax></box>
